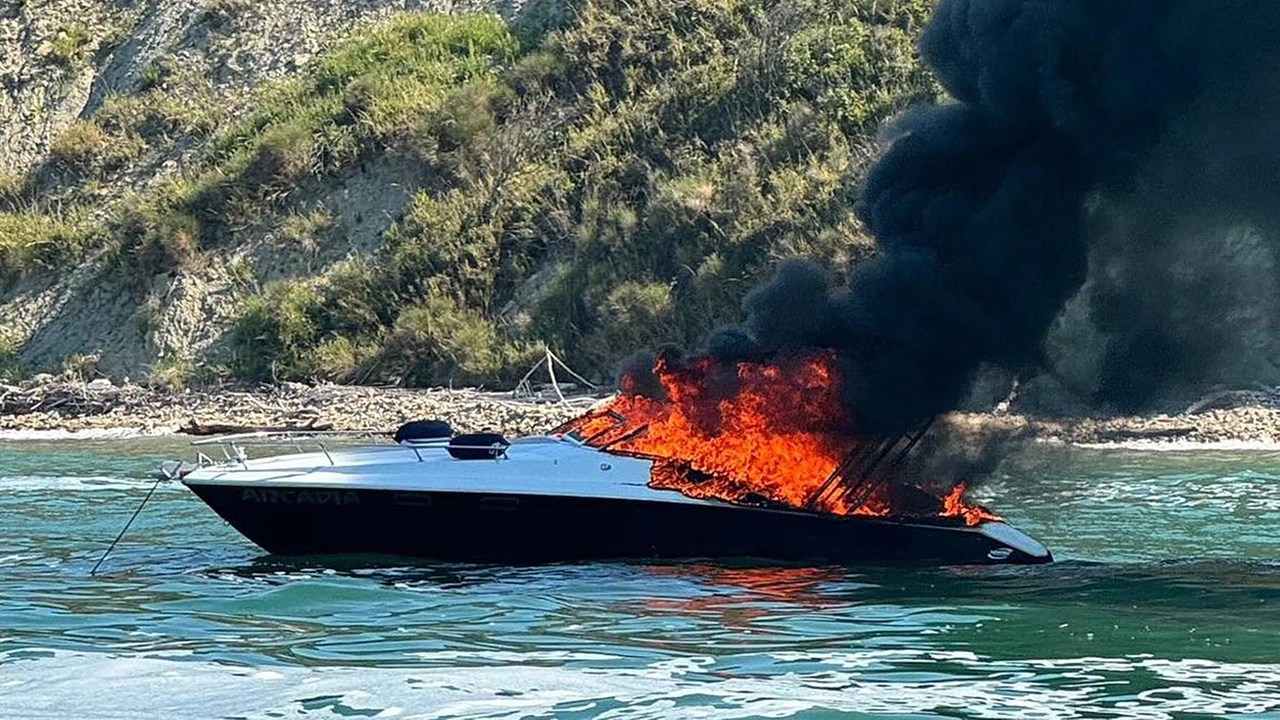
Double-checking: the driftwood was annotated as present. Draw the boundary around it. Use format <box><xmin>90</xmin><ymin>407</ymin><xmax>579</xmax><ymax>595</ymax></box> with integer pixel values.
<box><xmin>1089</xmin><ymin>425</ymin><xmax>1198</xmax><ymax>442</ymax></box>
<box><xmin>0</xmin><ymin>380</ymin><xmax>149</xmax><ymax>416</ymax></box>
<box><xmin>178</xmin><ymin>418</ymin><xmax>334</xmax><ymax>436</ymax></box>
<box><xmin>1</xmin><ymin>378</ymin><xmax>582</xmax><ymax>437</ymax></box>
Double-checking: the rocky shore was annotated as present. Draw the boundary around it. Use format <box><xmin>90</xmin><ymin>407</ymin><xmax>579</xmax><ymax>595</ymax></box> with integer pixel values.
<box><xmin>2</xmin><ymin>377</ymin><xmax>1280</xmax><ymax>446</ymax></box>
<box><xmin>0</xmin><ymin>378</ymin><xmax>587</xmax><ymax>438</ymax></box>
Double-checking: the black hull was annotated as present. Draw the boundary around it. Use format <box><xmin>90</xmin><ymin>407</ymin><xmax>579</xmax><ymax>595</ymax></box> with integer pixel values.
<box><xmin>185</xmin><ymin>484</ymin><xmax>1051</xmax><ymax>566</ymax></box>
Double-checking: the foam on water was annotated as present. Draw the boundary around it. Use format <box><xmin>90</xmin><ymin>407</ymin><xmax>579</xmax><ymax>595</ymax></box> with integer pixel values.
<box><xmin>3</xmin><ymin>437</ymin><xmax>1279</xmax><ymax>720</ymax></box>
<box><xmin>1071</xmin><ymin>439</ymin><xmax>1280</xmax><ymax>452</ymax></box>
<box><xmin>0</xmin><ymin>475</ymin><xmax>166</xmax><ymax>491</ymax></box>
<box><xmin>0</xmin><ymin>428</ymin><xmax>158</xmax><ymax>441</ymax></box>
<box><xmin>1</xmin><ymin>649</ymin><xmax>1276</xmax><ymax>720</ymax></box>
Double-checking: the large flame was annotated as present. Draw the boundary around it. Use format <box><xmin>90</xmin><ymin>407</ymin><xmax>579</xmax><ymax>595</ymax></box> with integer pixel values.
<box><xmin>556</xmin><ymin>351</ymin><xmax>1000</xmax><ymax>526</ymax></box>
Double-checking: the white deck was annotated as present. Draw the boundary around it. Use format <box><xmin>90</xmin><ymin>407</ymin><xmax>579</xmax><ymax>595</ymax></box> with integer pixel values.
<box><xmin>181</xmin><ymin>435</ymin><xmax>717</xmax><ymax>506</ymax></box>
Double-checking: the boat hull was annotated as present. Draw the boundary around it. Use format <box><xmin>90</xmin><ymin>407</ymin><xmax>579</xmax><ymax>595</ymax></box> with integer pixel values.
<box><xmin>185</xmin><ymin>483</ymin><xmax>1051</xmax><ymax>565</ymax></box>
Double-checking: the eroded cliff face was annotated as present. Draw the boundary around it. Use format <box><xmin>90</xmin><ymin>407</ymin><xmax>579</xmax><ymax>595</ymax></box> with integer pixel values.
<box><xmin>2</xmin><ymin>0</ymin><xmax>517</xmax><ymax>172</ymax></box>
<box><xmin>1</xmin><ymin>0</ymin><xmax>110</xmax><ymax>171</ymax></box>
<box><xmin>0</xmin><ymin>0</ymin><xmax>524</xmax><ymax>380</ymax></box>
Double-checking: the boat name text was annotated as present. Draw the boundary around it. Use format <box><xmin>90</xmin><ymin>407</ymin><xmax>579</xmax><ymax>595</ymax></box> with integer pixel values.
<box><xmin>241</xmin><ymin>488</ymin><xmax>361</xmax><ymax>505</ymax></box>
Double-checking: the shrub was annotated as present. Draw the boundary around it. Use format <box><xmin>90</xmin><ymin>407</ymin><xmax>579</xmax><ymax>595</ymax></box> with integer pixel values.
<box><xmin>47</xmin><ymin>121</ymin><xmax>110</xmax><ymax>166</ymax></box>
<box><xmin>138</xmin><ymin>60</ymin><xmax>169</xmax><ymax>91</ymax></box>
<box><xmin>0</xmin><ymin>172</ymin><xmax>22</xmax><ymax>204</ymax></box>
<box><xmin>96</xmin><ymin>92</ymin><xmax>220</xmax><ymax>142</ymax></box>
<box><xmin>46</xmin><ymin>24</ymin><xmax>92</xmax><ymax>67</ymax></box>
<box><xmin>377</xmin><ymin>294</ymin><xmax>536</xmax><ymax>386</ymax></box>
<box><xmin>227</xmin><ymin>2</ymin><xmax>936</xmax><ymax>387</ymax></box>
<box><xmin>231</xmin><ymin>281</ymin><xmax>324</xmax><ymax>381</ymax></box>
<box><xmin>0</xmin><ymin>208</ymin><xmax>93</xmax><ymax>277</ymax></box>
<box><xmin>61</xmin><ymin>351</ymin><xmax>101</xmax><ymax>382</ymax></box>
<box><xmin>149</xmin><ymin>354</ymin><xmax>196</xmax><ymax>391</ymax></box>
<box><xmin>0</xmin><ymin>329</ymin><xmax>22</xmax><ymax>380</ymax></box>
<box><xmin>277</xmin><ymin>210</ymin><xmax>335</xmax><ymax>254</ymax></box>
<box><xmin>110</xmin><ymin>200</ymin><xmax>203</xmax><ymax>280</ymax></box>
<box><xmin>227</xmin><ymin>256</ymin><xmax>256</xmax><ymax>287</ymax></box>
<box><xmin>46</xmin><ymin>119</ymin><xmax>143</xmax><ymax>177</ymax></box>
<box><xmin>308</xmin><ymin>336</ymin><xmax>370</xmax><ymax>383</ymax></box>
<box><xmin>782</xmin><ymin>18</ymin><xmax>932</xmax><ymax>135</ymax></box>
<box><xmin>574</xmin><ymin>281</ymin><xmax>676</xmax><ymax>369</ymax></box>
<box><xmin>241</xmin><ymin>122</ymin><xmax>319</xmax><ymax>191</ymax></box>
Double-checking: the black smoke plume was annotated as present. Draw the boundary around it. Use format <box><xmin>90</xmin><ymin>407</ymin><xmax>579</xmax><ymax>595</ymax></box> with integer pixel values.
<box><xmin>690</xmin><ymin>0</ymin><xmax>1280</xmax><ymax>430</ymax></box>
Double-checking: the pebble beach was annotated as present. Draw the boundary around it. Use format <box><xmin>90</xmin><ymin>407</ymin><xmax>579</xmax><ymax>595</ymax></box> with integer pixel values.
<box><xmin>4</xmin><ymin>376</ymin><xmax>1280</xmax><ymax>446</ymax></box>
<box><xmin>0</xmin><ymin>378</ymin><xmax>584</xmax><ymax>438</ymax></box>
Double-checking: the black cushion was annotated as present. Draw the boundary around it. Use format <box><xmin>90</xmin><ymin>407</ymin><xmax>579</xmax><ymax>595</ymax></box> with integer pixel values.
<box><xmin>393</xmin><ymin>420</ymin><xmax>454</xmax><ymax>444</ymax></box>
<box><xmin>447</xmin><ymin>432</ymin><xmax>510</xmax><ymax>460</ymax></box>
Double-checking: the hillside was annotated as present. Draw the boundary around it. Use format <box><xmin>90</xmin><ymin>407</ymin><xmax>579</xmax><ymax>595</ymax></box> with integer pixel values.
<box><xmin>0</xmin><ymin>0</ymin><xmax>936</xmax><ymax>387</ymax></box>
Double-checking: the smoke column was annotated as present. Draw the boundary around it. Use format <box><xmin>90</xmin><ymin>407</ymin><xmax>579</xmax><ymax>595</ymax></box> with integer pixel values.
<box><xmin>698</xmin><ymin>0</ymin><xmax>1280</xmax><ymax>430</ymax></box>
<box><xmin>1076</xmin><ymin>4</ymin><xmax>1280</xmax><ymax>411</ymax></box>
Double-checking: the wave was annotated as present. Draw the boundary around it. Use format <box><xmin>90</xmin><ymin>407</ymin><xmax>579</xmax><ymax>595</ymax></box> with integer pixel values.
<box><xmin>0</xmin><ymin>475</ymin><xmax>168</xmax><ymax>491</ymax></box>
<box><xmin>1</xmin><ymin>649</ymin><xmax>1276</xmax><ymax>720</ymax></box>
<box><xmin>1065</xmin><ymin>438</ymin><xmax>1280</xmax><ymax>452</ymax></box>
<box><xmin>0</xmin><ymin>427</ymin><xmax>165</xmax><ymax>441</ymax></box>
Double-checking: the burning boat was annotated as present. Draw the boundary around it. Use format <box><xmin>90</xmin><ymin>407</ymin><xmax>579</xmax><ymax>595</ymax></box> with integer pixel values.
<box><xmin>177</xmin><ymin>353</ymin><xmax>1051</xmax><ymax>566</ymax></box>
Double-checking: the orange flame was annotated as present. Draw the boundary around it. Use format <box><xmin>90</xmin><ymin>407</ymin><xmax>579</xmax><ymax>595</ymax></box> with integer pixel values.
<box><xmin>557</xmin><ymin>352</ymin><xmax>1001</xmax><ymax>526</ymax></box>
<box><xmin>940</xmin><ymin>482</ymin><xmax>1001</xmax><ymax>526</ymax></box>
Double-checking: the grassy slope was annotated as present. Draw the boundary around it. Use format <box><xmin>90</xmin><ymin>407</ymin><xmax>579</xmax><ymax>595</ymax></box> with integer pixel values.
<box><xmin>1</xmin><ymin>0</ymin><xmax>936</xmax><ymax>386</ymax></box>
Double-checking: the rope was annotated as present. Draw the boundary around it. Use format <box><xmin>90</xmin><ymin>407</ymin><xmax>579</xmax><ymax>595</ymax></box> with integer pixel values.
<box><xmin>90</xmin><ymin>475</ymin><xmax>164</xmax><ymax>576</ymax></box>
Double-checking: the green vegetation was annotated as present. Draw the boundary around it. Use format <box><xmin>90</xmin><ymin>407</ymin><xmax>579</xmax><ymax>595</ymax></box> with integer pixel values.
<box><xmin>77</xmin><ymin>12</ymin><xmax>518</xmax><ymax>286</ymax></box>
<box><xmin>45</xmin><ymin>117</ymin><xmax>145</xmax><ymax>176</ymax></box>
<box><xmin>37</xmin><ymin>86</ymin><xmax>217</xmax><ymax>189</ymax></box>
<box><xmin>0</xmin><ymin>173</ymin><xmax>22</xmax><ymax>203</ymax></box>
<box><xmin>96</xmin><ymin>91</ymin><xmax>220</xmax><ymax>144</ymax></box>
<box><xmin>203</xmin><ymin>13</ymin><xmax>517</xmax><ymax>189</ymax></box>
<box><xmin>137</xmin><ymin>60</ymin><xmax>168</xmax><ymax>91</ymax></box>
<box><xmin>0</xmin><ymin>328</ymin><xmax>21</xmax><ymax>380</ymax></box>
<box><xmin>229</xmin><ymin>0</ymin><xmax>935</xmax><ymax>385</ymax></box>
<box><xmin>46</xmin><ymin>23</ymin><xmax>93</xmax><ymax>67</ymax></box>
<box><xmin>60</xmin><ymin>351</ymin><xmax>100</xmax><ymax>382</ymax></box>
<box><xmin>149</xmin><ymin>354</ymin><xmax>198</xmax><ymax>391</ymax></box>
<box><xmin>0</xmin><ymin>207</ymin><xmax>95</xmax><ymax>279</ymax></box>
<box><xmin>46</xmin><ymin>120</ymin><xmax>110</xmax><ymax>166</ymax></box>
<box><xmin>231</xmin><ymin>0</ymin><xmax>934</xmax><ymax>385</ymax></box>
<box><xmin>5</xmin><ymin>0</ymin><xmax>937</xmax><ymax>386</ymax></box>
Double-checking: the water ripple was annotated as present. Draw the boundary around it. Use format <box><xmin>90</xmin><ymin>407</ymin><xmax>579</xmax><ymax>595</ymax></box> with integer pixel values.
<box><xmin>1</xmin><ymin>440</ymin><xmax>1278</xmax><ymax>718</ymax></box>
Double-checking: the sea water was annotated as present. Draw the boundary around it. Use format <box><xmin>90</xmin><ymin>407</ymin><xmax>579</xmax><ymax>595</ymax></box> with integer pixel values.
<box><xmin>0</xmin><ymin>437</ymin><xmax>1277</xmax><ymax>719</ymax></box>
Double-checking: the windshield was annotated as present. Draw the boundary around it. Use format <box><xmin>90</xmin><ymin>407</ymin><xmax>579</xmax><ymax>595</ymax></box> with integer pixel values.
<box><xmin>558</xmin><ymin>410</ymin><xmax>627</xmax><ymax>446</ymax></box>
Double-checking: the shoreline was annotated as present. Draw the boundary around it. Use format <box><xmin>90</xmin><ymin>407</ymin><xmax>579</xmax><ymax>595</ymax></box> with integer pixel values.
<box><xmin>2</xmin><ymin>379</ymin><xmax>1280</xmax><ymax>448</ymax></box>
<box><xmin>0</xmin><ymin>380</ymin><xmax>587</xmax><ymax>439</ymax></box>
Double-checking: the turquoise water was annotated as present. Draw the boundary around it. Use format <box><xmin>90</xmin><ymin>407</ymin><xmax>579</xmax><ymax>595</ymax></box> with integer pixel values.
<box><xmin>0</xmin><ymin>437</ymin><xmax>1277</xmax><ymax>718</ymax></box>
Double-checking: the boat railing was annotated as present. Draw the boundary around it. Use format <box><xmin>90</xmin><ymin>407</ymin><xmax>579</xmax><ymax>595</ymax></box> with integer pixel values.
<box><xmin>188</xmin><ymin>430</ymin><xmax>389</xmax><ymax>468</ymax></box>
<box><xmin>187</xmin><ymin>430</ymin><xmax>508</xmax><ymax>468</ymax></box>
